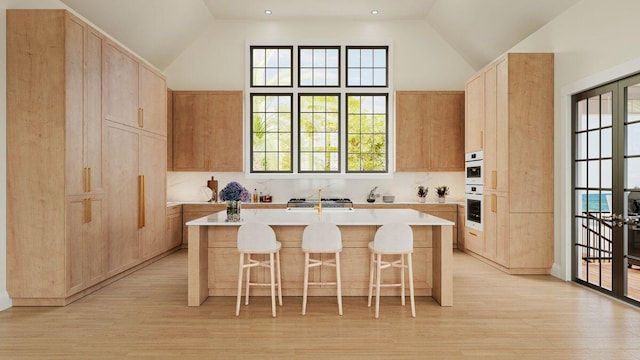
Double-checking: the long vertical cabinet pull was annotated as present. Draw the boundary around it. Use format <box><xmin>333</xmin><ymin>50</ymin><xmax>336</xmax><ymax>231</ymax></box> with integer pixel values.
<box><xmin>138</xmin><ymin>108</ymin><xmax>144</xmax><ymax>128</ymax></box>
<box><xmin>491</xmin><ymin>170</ymin><xmax>497</xmax><ymax>190</ymax></box>
<box><xmin>87</xmin><ymin>167</ymin><xmax>92</xmax><ymax>192</ymax></box>
<box><xmin>84</xmin><ymin>168</ymin><xmax>89</xmax><ymax>193</ymax></box>
<box><xmin>491</xmin><ymin>194</ymin><xmax>497</xmax><ymax>213</ymax></box>
<box><xmin>84</xmin><ymin>198</ymin><xmax>92</xmax><ymax>223</ymax></box>
<box><xmin>139</xmin><ymin>175</ymin><xmax>145</xmax><ymax>228</ymax></box>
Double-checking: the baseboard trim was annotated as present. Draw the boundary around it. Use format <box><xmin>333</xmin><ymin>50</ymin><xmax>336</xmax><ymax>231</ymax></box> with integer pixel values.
<box><xmin>0</xmin><ymin>291</ymin><xmax>12</xmax><ymax>311</ymax></box>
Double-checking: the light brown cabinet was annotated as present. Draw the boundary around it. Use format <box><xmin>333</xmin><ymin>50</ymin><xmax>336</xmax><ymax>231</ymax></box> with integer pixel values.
<box><xmin>167</xmin><ymin>205</ymin><xmax>183</xmax><ymax>249</ymax></box>
<box><xmin>464</xmin><ymin>74</ymin><xmax>485</xmax><ymax>153</ymax></box>
<box><xmin>7</xmin><ymin>10</ymin><xmax>108</xmax><ymax>304</ymax></box>
<box><xmin>172</xmin><ymin>91</ymin><xmax>243</xmax><ymax>171</ymax></box>
<box><xmin>395</xmin><ymin>91</ymin><xmax>465</xmax><ymax>172</ymax></box>
<box><xmin>103</xmin><ymin>40</ymin><xmax>166</xmax><ymax>137</ymax></box>
<box><xmin>167</xmin><ymin>88</ymin><xmax>174</xmax><ymax>170</ymax></box>
<box><xmin>463</xmin><ymin>53</ymin><xmax>554</xmax><ymax>274</ymax></box>
<box><xmin>7</xmin><ymin>10</ymin><xmax>172</xmax><ymax>306</ymax></box>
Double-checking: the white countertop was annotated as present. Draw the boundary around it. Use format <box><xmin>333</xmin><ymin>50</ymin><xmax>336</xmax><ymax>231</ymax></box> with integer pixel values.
<box><xmin>186</xmin><ymin>208</ymin><xmax>455</xmax><ymax>226</ymax></box>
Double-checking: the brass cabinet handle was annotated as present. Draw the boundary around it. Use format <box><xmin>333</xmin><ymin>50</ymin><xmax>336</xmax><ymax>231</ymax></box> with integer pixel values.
<box><xmin>138</xmin><ymin>108</ymin><xmax>144</xmax><ymax>128</ymax></box>
<box><xmin>84</xmin><ymin>198</ymin><xmax>92</xmax><ymax>223</ymax></box>
<box><xmin>469</xmin><ymin>231</ymin><xmax>478</xmax><ymax>237</ymax></box>
<box><xmin>491</xmin><ymin>194</ymin><xmax>497</xmax><ymax>212</ymax></box>
<box><xmin>84</xmin><ymin>168</ymin><xmax>89</xmax><ymax>193</ymax></box>
<box><xmin>491</xmin><ymin>170</ymin><xmax>497</xmax><ymax>190</ymax></box>
<box><xmin>139</xmin><ymin>175</ymin><xmax>145</xmax><ymax>228</ymax></box>
<box><xmin>88</xmin><ymin>167</ymin><xmax>92</xmax><ymax>193</ymax></box>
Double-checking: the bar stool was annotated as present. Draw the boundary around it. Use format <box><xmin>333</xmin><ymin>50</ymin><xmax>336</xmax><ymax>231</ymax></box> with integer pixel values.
<box><xmin>236</xmin><ymin>222</ymin><xmax>283</xmax><ymax>317</ymax></box>
<box><xmin>301</xmin><ymin>222</ymin><xmax>343</xmax><ymax>315</ymax></box>
<box><xmin>368</xmin><ymin>223</ymin><xmax>415</xmax><ymax>318</ymax></box>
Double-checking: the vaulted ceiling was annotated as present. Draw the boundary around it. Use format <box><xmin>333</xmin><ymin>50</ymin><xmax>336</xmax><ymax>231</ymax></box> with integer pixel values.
<box><xmin>60</xmin><ymin>0</ymin><xmax>580</xmax><ymax>71</ymax></box>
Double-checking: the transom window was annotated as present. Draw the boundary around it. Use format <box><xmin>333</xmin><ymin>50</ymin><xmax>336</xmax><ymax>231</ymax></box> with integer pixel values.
<box><xmin>298</xmin><ymin>47</ymin><xmax>340</xmax><ymax>87</ymax></box>
<box><xmin>251</xmin><ymin>46</ymin><xmax>293</xmax><ymax>87</ymax></box>
<box><xmin>346</xmin><ymin>46</ymin><xmax>388</xmax><ymax>87</ymax></box>
<box><xmin>248</xmin><ymin>44</ymin><xmax>390</xmax><ymax>175</ymax></box>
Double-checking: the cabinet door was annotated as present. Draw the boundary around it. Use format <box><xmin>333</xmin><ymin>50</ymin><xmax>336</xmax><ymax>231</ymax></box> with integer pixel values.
<box><xmin>104</xmin><ymin>122</ymin><xmax>141</xmax><ymax>274</ymax></box>
<box><xmin>139</xmin><ymin>65</ymin><xmax>167</xmax><ymax>136</ymax></box>
<box><xmin>67</xmin><ymin>197</ymin><xmax>106</xmax><ymax>295</ymax></box>
<box><xmin>464</xmin><ymin>228</ymin><xmax>483</xmax><ymax>255</ymax></box>
<box><xmin>208</xmin><ymin>92</ymin><xmax>243</xmax><ymax>171</ymax></box>
<box><xmin>496</xmin><ymin>59</ymin><xmax>509</xmax><ymax>192</ymax></box>
<box><xmin>103</xmin><ymin>41</ymin><xmax>139</xmax><ymax>129</ymax></box>
<box><xmin>483</xmin><ymin>194</ymin><xmax>497</xmax><ymax>261</ymax></box>
<box><xmin>172</xmin><ymin>92</ymin><xmax>208</xmax><ymax>171</ymax></box>
<box><xmin>167</xmin><ymin>89</ymin><xmax>173</xmax><ymax>171</ymax></box>
<box><xmin>465</xmin><ymin>74</ymin><xmax>484</xmax><ymax>153</ymax></box>
<box><xmin>484</xmin><ymin>65</ymin><xmax>498</xmax><ymax>190</ymax></box>
<box><xmin>495</xmin><ymin>195</ymin><xmax>510</xmax><ymax>267</ymax></box>
<box><xmin>85</xmin><ymin>27</ymin><xmax>104</xmax><ymax>194</ymax></box>
<box><xmin>428</xmin><ymin>92</ymin><xmax>465</xmax><ymax>171</ymax></box>
<box><xmin>64</xmin><ymin>15</ymin><xmax>85</xmax><ymax>196</ymax></box>
<box><xmin>395</xmin><ymin>91</ymin><xmax>428</xmax><ymax>172</ymax></box>
<box><xmin>140</xmin><ymin>132</ymin><xmax>167</xmax><ymax>259</ymax></box>
<box><xmin>167</xmin><ymin>206</ymin><xmax>183</xmax><ymax>248</ymax></box>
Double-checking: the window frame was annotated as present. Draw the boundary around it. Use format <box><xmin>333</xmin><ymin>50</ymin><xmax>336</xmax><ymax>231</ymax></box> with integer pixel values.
<box><xmin>298</xmin><ymin>93</ymin><xmax>342</xmax><ymax>173</ymax></box>
<box><xmin>249</xmin><ymin>93</ymin><xmax>294</xmax><ymax>173</ymax></box>
<box><xmin>250</xmin><ymin>46</ymin><xmax>294</xmax><ymax>88</ymax></box>
<box><xmin>245</xmin><ymin>42</ymin><xmax>393</xmax><ymax>178</ymax></box>
<box><xmin>346</xmin><ymin>46</ymin><xmax>389</xmax><ymax>88</ymax></box>
<box><xmin>345</xmin><ymin>93</ymin><xmax>389</xmax><ymax>173</ymax></box>
<box><xmin>297</xmin><ymin>46</ymin><xmax>341</xmax><ymax>88</ymax></box>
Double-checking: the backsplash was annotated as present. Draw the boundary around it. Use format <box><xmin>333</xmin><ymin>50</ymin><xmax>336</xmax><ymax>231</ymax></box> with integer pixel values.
<box><xmin>167</xmin><ymin>172</ymin><xmax>465</xmax><ymax>203</ymax></box>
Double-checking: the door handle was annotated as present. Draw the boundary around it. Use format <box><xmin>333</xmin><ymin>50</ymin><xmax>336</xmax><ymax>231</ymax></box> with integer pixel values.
<box><xmin>139</xmin><ymin>175</ymin><xmax>145</xmax><ymax>228</ymax></box>
<box><xmin>491</xmin><ymin>170</ymin><xmax>497</xmax><ymax>190</ymax></box>
<box><xmin>491</xmin><ymin>194</ymin><xmax>497</xmax><ymax>212</ymax></box>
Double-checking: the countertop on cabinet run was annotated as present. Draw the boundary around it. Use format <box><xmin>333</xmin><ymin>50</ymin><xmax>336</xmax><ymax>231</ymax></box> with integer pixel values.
<box><xmin>186</xmin><ymin>208</ymin><xmax>454</xmax><ymax>227</ymax></box>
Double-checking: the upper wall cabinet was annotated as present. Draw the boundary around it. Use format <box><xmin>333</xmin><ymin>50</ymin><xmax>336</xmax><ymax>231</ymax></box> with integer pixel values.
<box><xmin>172</xmin><ymin>91</ymin><xmax>243</xmax><ymax>172</ymax></box>
<box><xmin>395</xmin><ymin>91</ymin><xmax>465</xmax><ymax>172</ymax></box>
<box><xmin>103</xmin><ymin>41</ymin><xmax>166</xmax><ymax>137</ymax></box>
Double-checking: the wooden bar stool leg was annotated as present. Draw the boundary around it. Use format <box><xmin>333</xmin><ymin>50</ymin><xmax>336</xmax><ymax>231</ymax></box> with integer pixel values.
<box><xmin>269</xmin><ymin>253</ymin><xmax>276</xmax><ymax>317</ymax></box>
<box><xmin>375</xmin><ymin>253</ymin><xmax>382</xmax><ymax>319</ymax></box>
<box><xmin>236</xmin><ymin>253</ymin><xmax>245</xmax><ymax>316</ymax></box>
<box><xmin>408</xmin><ymin>253</ymin><xmax>416</xmax><ymax>318</ymax></box>
<box><xmin>245</xmin><ymin>255</ymin><xmax>252</xmax><ymax>305</ymax></box>
<box><xmin>302</xmin><ymin>252</ymin><xmax>310</xmax><ymax>315</ymax></box>
<box><xmin>401</xmin><ymin>255</ymin><xmax>406</xmax><ymax>306</ymax></box>
<box><xmin>276</xmin><ymin>251</ymin><xmax>283</xmax><ymax>306</ymax></box>
<box><xmin>336</xmin><ymin>252</ymin><xmax>343</xmax><ymax>316</ymax></box>
<box><xmin>368</xmin><ymin>252</ymin><xmax>375</xmax><ymax>307</ymax></box>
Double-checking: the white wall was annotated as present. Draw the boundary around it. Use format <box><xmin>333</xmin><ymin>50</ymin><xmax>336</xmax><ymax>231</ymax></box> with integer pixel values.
<box><xmin>504</xmin><ymin>0</ymin><xmax>640</xmax><ymax>280</ymax></box>
<box><xmin>164</xmin><ymin>18</ymin><xmax>474</xmax><ymax>204</ymax></box>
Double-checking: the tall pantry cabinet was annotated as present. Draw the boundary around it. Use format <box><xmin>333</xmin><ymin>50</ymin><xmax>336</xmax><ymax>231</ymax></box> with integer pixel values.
<box><xmin>464</xmin><ymin>53</ymin><xmax>554</xmax><ymax>274</ymax></box>
<box><xmin>7</xmin><ymin>10</ymin><xmax>170</xmax><ymax>306</ymax></box>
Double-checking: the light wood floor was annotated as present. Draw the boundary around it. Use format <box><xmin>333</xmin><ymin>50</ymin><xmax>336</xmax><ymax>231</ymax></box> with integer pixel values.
<box><xmin>2</xmin><ymin>250</ymin><xmax>640</xmax><ymax>359</ymax></box>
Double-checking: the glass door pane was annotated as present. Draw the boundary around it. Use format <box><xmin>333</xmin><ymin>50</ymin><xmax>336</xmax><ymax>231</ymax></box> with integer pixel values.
<box><xmin>625</xmin><ymin>83</ymin><xmax>640</xmax><ymax>301</ymax></box>
<box><xmin>574</xmin><ymin>91</ymin><xmax>614</xmax><ymax>291</ymax></box>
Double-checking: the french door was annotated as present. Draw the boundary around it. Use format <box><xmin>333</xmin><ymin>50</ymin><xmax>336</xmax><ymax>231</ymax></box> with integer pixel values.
<box><xmin>573</xmin><ymin>73</ymin><xmax>640</xmax><ymax>305</ymax></box>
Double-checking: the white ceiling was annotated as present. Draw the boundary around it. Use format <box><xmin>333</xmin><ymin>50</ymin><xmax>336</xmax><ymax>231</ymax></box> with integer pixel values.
<box><xmin>61</xmin><ymin>0</ymin><xmax>580</xmax><ymax>71</ymax></box>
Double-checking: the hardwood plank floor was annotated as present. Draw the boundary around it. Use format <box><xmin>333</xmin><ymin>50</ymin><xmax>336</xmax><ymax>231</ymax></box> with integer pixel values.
<box><xmin>2</xmin><ymin>250</ymin><xmax>640</xmax><ymax>359</ymax></box>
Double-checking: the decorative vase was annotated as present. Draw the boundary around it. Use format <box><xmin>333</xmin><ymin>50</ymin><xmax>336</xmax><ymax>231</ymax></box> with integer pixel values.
<box><xmin>438</xmin><ymin>196</ymin><xmax>445</xmax><ymax>203</ymax></box>
<box><xmin>226</xmin><ymin>200</ymin><xmax>241</xmax><ymax>222</ymax></box>
<box><xmin>418</xmin><ymin>197</ymin><xmax>426</xmax><ymax>203</ymax></box>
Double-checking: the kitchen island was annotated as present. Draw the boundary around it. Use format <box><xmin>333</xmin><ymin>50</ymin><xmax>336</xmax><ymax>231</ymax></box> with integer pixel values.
<box><xmin>187</xmin><ymin>208</ymin><xmax>454</xmax><ymax>307</ymax></box>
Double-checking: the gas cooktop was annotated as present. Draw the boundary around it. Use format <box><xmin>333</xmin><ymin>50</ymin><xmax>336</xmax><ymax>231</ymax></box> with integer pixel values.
<box><xmin>287</xmin><ymin>198</ymin><xmax>353</xmax><ymax>208</ymax></box>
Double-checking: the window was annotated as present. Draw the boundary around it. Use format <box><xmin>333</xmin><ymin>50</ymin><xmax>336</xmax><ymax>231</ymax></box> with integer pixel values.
<box><xmin>250</xmin><ymin>94</ymin><xmax>292</xmax><ymax>172</ymax></box>
<box><xmin>298</xmin><ymin>47</ymin><xmax>340</xmax><ymax>87</ymax></box>
<box><xmin>346</xmin><ymin>94</ymin><xmax>388</xmax><ymax>172</ymax></box>
<box><xmin>299</xmin><ymin>94</ymin><xmax>341</xmax><ymax>172</ymax></box>
<box><xmin>346</xmin><ymin>46</ymin><xmax>388</xmax><ymax>87</ymax></box>
<box><xmin>248</xmin><ymin>44</ymin><xmax>390</xmax><ymax>175</ymax></box>
<box><xmin>251</xmin><ymin>46</ymin><xmax>293</xmax><ymax>87</ymax></box>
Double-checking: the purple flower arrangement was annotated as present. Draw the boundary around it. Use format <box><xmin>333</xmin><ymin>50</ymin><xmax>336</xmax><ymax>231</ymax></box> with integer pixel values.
<box><xmin>219</xmin><ymin>181</ymin><xmax>250</xmax><ymax>202</ymax></box>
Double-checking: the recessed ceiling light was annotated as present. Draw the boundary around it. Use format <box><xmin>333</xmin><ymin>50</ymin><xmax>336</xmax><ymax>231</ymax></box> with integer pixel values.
<box><xmin>265</xmin><ymin>9</ymin><xmax>272</xmax><ymax>15</ymax></box>
<box><xmin>371</xmin><ymin>10</ymin><xmax>379</xmax><ymax>15</ymax></box>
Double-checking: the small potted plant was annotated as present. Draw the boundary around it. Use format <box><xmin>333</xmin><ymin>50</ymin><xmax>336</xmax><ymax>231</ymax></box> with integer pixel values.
<box><xmin>417</xmin><ymin>185</ymin><xmax>428</xmax><ymax>203</ymax></box>
<box><xmin>435</xmin><ymin>185</ymin><xmax>449</xmax><ymax>203</ymax></box>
